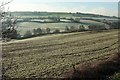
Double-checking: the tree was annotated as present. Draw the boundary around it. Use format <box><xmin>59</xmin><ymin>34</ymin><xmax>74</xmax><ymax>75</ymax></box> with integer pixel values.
<box><xmin>53</xmin><ymin>29</ymin><xmax>60</xmax><ymax>33</ymax></box>
<box><xmin>70</xmin><ymin>26</ymin><xmax>76</xmax><ymax>32</ymax></box>
<box><xmin>74</xmin><ymin>18</ymin><xmax>80</xmax><ymax>23</ymax></box>
<box><xmin>0</xmin><ymin>0</ymin><xmax>13</xmax><ymax>8</ymax></box>
<box><xmin>10</xmin><ymin>29</ymin><xmax>18</xmax><ymax>39</ymax></box>
<box><xmin>33</xmin><ymin>29</ymin><xmax>37</xmax><ymax>35</ymax></box>
<box><xmin>79</xmin><ymin>25</ymin><xmax>85</xmax><ymax>31</ymax></box>
<box><xmin>0</xmin><ymin>0</ymin><xmax>18</xmax><ymax>41</ymax></box>
<box><xmin>24</xmin><ymin>30</ymin><xmax>32</xmax><ymax>37</ymax></box>
<box><xmin>36</xmin><ymin>28</ymin><xmax>42</xmax><ymax>35</ymax></box>
<box><xmin>65</xmin><ymin>26</ymin><xmax>69</xmax><ymax>32</ymax></box>
<box><xmin>52</xmin><ymin>17</ymin><xmax>60</xmax><ymax>22</ymax></box>
<box><xmin>46</xmin><ymin>28</ymin><xmax>51</xmax><ymax>34</ymax></box>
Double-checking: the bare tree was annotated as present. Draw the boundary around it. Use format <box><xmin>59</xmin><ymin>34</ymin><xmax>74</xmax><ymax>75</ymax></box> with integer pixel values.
<box><xmin>70</xmin><ymin>26</ymin><xmax>76</xmax><ymax>32</ymax></box>
<box><xmin>36</xmin><ymin>28</ymin><xmax>42</xmax><ymax>35</ymax></box>
<box><xmin>33</xmin><ymin>29</ymin><xmax>37</xmax><ymax>35</ymax></box>
<box><xmin>65</xmin><ymin>26</ymin><xmax>69</xmax><ymax>32</ymax></box>
<box><xmin>46</xmin><ymin>28</ymin><xmax>51</xmax><ymax>34</ymax></box>
<box><xmin>79</xmin><ymin>25</ymin><xmax>85</xmax><ymax>32</ymax></box>
<box><xmin>0</xmin><ymin>0</ymin><xmax>18</xmax><ymax>41</ymax></box>
<box><xmin>53</xmin><ymin>29</ymin><xmax>60</xmax><ymax>33</ymax></box>
<box><xmin>0</xmin><ymin>0</ymin><xmax>13</xmax><ymax>8</ymax></box>
<box><xmin>24</xmin><ymin>30</ymin><xmax>32</xmax><ymax>37</ymax></box>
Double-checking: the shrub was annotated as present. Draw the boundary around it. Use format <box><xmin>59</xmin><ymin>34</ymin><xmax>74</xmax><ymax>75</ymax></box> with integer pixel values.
<box><xmin>64</xmin><ymin>26</ymin><xmax>70</xmax><ymax>32</ymax></box>
<box><xmin>79</xmin><ymin>25</ymin><xmax>85</xmax><ymax>31</ymax></box>
<box><xmin>53</xmin><ymin>29</ymin><xmax>60</xmax><ymax>33</ymax></box>
<box><xmin>24</xmin><ymin>30</ymin><xmax>32</xmax><ymax>37</ymax></box>
<box><xmin>46</xmin><ymin>28</ymin><xmax>51</xmax><ymax>33</ymax></box>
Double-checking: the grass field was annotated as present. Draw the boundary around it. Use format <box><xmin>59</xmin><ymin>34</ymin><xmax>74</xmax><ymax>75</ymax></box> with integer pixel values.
<box><xmin>14</xmin><ymin>11</ymin><xmax>118</xmax><ymax>36</ymax></box>
<box><xmin>11</xmin><ymin>12</ymin><xmax>117</xmax><ymax>19</ymax></box>
<box><xmin>2</xmin><ymin>29</ymin><xmax>118</xmax><ymax>78</ymax></box>
<box><xmin>17</xmin><ymin>22</ymin><xmax>88</xmax><ymax>35</ymax></box>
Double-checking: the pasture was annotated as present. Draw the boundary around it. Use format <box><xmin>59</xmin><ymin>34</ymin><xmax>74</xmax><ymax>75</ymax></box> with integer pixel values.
<box><xmin>2</xmin><ymin>29</ymin><xmax>118</xmax><ymax>78</ymax></box>
<box><xmin>17</xmin><ymin>22</ymin><xmax>88</xmax><ymax>35</ymax></box>
<box><xmin>13</xmin><ymin>12</ymin><xmax>118</xmax><ymax>36</ymax></box>
<box><xmin>11</xmin><ymin>12</ymin><xmax>117</xmax><ymax>20</ymax></box>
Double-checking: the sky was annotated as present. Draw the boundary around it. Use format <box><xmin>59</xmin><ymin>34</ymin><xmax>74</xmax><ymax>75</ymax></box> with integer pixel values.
<box><xmin>1</xmin><ymin>0</ymin><xmax>119</xmax><ymax>16</ymax></box>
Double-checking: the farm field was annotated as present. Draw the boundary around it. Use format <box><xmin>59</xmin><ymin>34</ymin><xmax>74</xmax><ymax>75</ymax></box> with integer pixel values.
<box><xmin>80</xmin><ymin>19</ymin><xmax>108</xmax><ymax>25</ymax></box>
<box><xmin>11</xmin><ymin>12</ymin><xmax>117</xmax><ymax>20</ymax></box>
<box><xmin>2</xmin><ymin>29</ymin><xmax>118</xmax><ymax>78</ymax></box>
<box><xmin>17</xmin><ymin>22</ymin><xmax>88</xmax><ymax>35</ymax></box>
<box><xmin>13</xmin><ymin>12</ymin><xmax>118</xmax><ymax>36</ymax></box>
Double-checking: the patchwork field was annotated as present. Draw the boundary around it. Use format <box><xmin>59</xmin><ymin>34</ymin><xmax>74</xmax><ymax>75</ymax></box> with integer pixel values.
<box><xmin>17</xmin><ymin>22</ymin><xmax>88</xmax><ymax>35</ymax></box>
<box><xmin>2</xmin><ymin>29</ymin><xmax>118</xmax><ymax>78</ymax></box>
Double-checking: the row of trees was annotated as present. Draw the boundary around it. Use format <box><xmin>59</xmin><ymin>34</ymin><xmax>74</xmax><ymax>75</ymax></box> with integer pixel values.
<box><xmin>22</xmin><ymin>25</ymin><xmax>86</xmax><ymax>38</ymax></box>
<box><xmin>18</xmin><ymin>24</ymin><xmax>109</xmax><ymax>39</ymax></box>
<box><xmin>65</xmin><ymin>25</ymin><xmax>85</xmax><ymax>32</ymax></box>
<box><xmin>23</xmin><ymin>28</ymin><xmax>60</xmax><ymax>38</ymax></box>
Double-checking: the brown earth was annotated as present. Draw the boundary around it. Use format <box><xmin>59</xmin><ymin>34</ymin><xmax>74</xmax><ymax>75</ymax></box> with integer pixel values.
<box><xmin>63</xmin><ymin>52</ymin><xmax>120</xmax><ymax>80</ymax></box>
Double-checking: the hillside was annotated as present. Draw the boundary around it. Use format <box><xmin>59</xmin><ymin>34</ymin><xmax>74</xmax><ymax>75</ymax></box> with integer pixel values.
<box><xmin>2</xmin><ymin>30</ymin><xmax>118</xmax><ymax>78</ymax></box>
<box><xmin>11</xmin><ymin>12</ymin><xmax>117</xmax><ymax>19</ymax></box>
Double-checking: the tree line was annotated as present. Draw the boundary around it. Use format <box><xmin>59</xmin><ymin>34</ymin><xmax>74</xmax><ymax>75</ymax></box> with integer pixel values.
<box><xmin>19</xmin><ymin>25</ymin><xmax>86</xmax><ymax>39</ymax></box>
<box><xmin>4</xmin><ymin>23</ymin><xmax>114</xmax><ymax>40</ymax></box>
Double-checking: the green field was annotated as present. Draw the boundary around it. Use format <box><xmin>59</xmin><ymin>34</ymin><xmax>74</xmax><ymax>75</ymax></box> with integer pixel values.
<box><xmin>14</xmin><ymin>12</ymin><xmax>118</xmax><ymax>36</ymax></box>
<box><xmin>17</xmin><ymin>22</ymin><xmax>88</xmax><ymax>35</ymax></box>
<box><xmin>11</xmin><ymin>12</ymin><xmax>117</xmax><ymax>19</ymax></box>
<box><xmin>2</xmin><ymin>29</ymin><xmax>118</xmax><ymax>78</ymax></box>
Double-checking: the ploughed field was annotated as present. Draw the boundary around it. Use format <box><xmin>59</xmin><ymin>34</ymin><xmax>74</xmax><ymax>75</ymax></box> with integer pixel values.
<box><xmin>2</xmin><ymin>30</ymin><xmax>118</xmax><ymax>78</ymax></box>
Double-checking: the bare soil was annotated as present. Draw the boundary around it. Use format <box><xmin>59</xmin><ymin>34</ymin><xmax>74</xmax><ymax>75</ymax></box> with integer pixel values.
<box><xmin>64</xmin><ymin>53</ymin><xmax>120</xmax><ymax>80</ymax></box>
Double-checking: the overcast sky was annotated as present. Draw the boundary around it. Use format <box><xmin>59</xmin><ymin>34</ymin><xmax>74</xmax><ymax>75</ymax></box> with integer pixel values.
<box><xmin>1</xmin><ymin>0</ymin><xmax>119</xmax><ymax>16</ymax></box>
